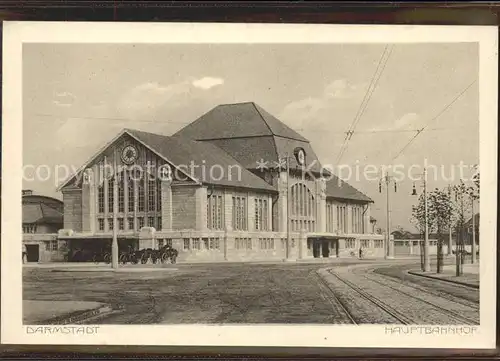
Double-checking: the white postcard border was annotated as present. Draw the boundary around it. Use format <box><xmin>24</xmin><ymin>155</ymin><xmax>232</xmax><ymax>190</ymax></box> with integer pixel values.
<box><xmin>1</xmin><ymin>22</ymin><xmax>497</xmax><ymax>348</ymax></box>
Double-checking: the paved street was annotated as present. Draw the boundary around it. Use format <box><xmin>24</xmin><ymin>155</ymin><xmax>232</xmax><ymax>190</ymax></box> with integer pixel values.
<box><xmin>23</xmin><ymin>260</ymin><xmax>479</xmax><ymax>325</ymax></box>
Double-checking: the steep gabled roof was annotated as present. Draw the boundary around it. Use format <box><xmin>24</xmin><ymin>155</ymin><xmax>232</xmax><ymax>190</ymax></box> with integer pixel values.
<box><xmin>122</xmin><ymin>129</ymin><xmax>277</xmax><ymax>193</ymax></box>
<box><xmin>326</xmin><ymin>174</ymin><xmax>373</xmax><ymax>203</ymax></box>
<box><xmin>23</xmin><ymin>203</ymin><xmax>63</xmax><ymax>225</ymax></box>
<box><xmin>173</xmin><ymin>102</ymin><xmax>308</xmax><ymax>141</ymax></box>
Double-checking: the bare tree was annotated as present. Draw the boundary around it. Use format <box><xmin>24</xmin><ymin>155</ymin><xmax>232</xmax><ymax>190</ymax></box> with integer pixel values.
<box><xmin>452</xmin><ymin>180</ymin><xmax>473</xmax><ymax>276</ymax></box>
<box><xmin>427</xmin><ymin>188</ymin><xmax>454</xmax><ymax>273</ymax></box>
<box><xmin>411</xmin><ymin>193</ymin><xmax>435</xmax><ymax>270</ymax></box>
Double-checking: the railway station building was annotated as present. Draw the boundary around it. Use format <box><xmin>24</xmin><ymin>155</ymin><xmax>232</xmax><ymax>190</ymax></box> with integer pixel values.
<box><xmin>55</xmin><ymin>102</ymin><xmax>385</xmax><ymax>262</ymax></box>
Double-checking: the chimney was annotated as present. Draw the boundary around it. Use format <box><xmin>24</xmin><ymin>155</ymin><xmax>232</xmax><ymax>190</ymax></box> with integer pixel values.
<box><xmin>22</xmin><ymin>190</ymin><xmax>33</xmax><ymax>196</ymax></box>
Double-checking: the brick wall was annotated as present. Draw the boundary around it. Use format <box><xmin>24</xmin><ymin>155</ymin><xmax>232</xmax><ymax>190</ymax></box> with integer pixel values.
<box><xmin>62</xmin><ymin>189</ymin><xmax>82</xmax><ymax>231</ymax></box>
<box><xmin>171</xmin><ymin>186</ymin><xmax>197</xmax><ymax>230</ymax></box>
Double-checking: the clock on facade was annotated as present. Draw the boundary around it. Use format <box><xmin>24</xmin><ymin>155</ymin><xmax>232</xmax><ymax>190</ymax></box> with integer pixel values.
<box><xmin>294</xmin><ymin>148</ymin><xmax>306</xmax><ymax>166</ymax></box>
<box><xmin>121</xmin><ymin>145</ymin><xmax>138</xmax><ymax>165</ymax></box>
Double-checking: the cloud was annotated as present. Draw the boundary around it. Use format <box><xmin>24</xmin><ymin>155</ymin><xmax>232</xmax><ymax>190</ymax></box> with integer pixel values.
<box><xmin>324</xmin><ymin>79</ymin><xmax>367</xmax><ymax>99</ymax></box>
<box><xmin>117</xmin><ymin>81</ymin><xmax>192</xmax><ymax>118</ymax></box>
<box><xmin>280</xmin><ymin>79</ymin><xmax>366</xmax><ymax>121</ymax></box>
<box><xmin>192</xmin><ymin>77</ymin><xmax>224</xmax><ymax>90</ymax></box>
<box><xmin>53</xmin><ymin>91</ymin><xmax>76</xmax><ymax>107</ymax></box>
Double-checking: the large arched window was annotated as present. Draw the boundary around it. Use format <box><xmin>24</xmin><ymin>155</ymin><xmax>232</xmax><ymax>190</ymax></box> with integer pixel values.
<box><xmin>95</xmin><ymin>163</ymin><xmax>163</xmax><ymax>232</ymax></box>
<box><xmin>290</xmin><ymin>183</ymin><xmax>316</xmax><ymax>232</ymax></box>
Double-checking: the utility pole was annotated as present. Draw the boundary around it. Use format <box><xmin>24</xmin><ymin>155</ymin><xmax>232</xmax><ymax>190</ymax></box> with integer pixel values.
<box><xmin>448</xmin><ymin>185</ymin><xmax>453</xmax><ymax>256</ymax></box>
<box><xmin>385</xmin><ymin>174</ymin><xmax>392</xmax><ymax>259</ymax></box>
<box><xmin>422</xmin><ymin>167</ymin><xmax>430</xmax><ymax>272</ymax></box>
<box><xmin>412</xmin><ymin>167</ymin><xmax>430</xmax><ymax>272</ymax></box>
<box><xmin>471</xmin><ymin>193</ymin><xmax>476</xmax><ymax>264</ymax></box>
<box><xmin>380</xmin><ymin>172</ymin><xmax>396</xmax><ymax>259</ymax></box>
<box><xmin>112</xmin><ymin>156</ymin><xmax>119</xmax><ymax>269</ymax></box>
<box><xmin>285</xmin><ymin>153</ymin><xmax>291</xmax><ymax>261</ymax></box>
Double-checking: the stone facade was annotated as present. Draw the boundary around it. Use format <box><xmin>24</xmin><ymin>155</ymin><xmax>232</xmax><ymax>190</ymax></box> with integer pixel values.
<box><xmin>54</xmin><ymin>127</ymin><xmax>384</xmax><ymax>263</ymax></box>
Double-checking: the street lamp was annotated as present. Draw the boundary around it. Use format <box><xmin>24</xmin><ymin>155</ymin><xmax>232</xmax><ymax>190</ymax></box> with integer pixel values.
<box><xmin>379</xmin><ymin>172</ymin><xmax>397</xmax><ymax>259</ymax></box>
<box><xmin>411</xmin><ymin>167</ymin><xmax>430</xmax><ymax>272</ymax></box>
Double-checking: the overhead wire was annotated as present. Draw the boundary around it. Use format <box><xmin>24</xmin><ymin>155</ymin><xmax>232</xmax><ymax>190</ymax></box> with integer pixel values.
<box><xmin>336</xmin><ymin>44</ymin><xmax>394</xmax><ymax>164</ymax></box>
<box><xmin>389</xmin><ymin>79</ymin><xmax>477</xmax><ymax>163</ymax></box>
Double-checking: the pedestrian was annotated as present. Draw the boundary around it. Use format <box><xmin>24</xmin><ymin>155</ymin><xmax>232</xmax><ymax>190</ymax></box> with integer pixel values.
<box><xmin>359</xmin><ymin>247</ymin><xmax>363</xmax><ymax>259</ymax></box>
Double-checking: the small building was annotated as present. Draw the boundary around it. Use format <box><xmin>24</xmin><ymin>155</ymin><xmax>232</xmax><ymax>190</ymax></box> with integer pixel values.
<box><xmin>392</xmin><ymin>232</ymin><xmax>450</xmax><ymax>256</ymax></box>
<box><xmin>465</xmin><ymin>213</ymin><xmax>480</xmax><ymax>247</ymax></box>
<box><xmin>55</xmin><ymin>102</ymin><xmax>385</xmax><ymax>262</ymax></box>
<box><xmin>22</xmin><ymin>190</ymin><xmax>64</xmax><ymax>262</ymax></box>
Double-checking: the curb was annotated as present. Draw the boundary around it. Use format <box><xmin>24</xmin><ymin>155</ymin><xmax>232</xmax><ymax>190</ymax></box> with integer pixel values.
<box><xmin>35</xmin><ymin>305</ymin><xmax>114</xmax><ymax>325</ymax></box>
<box><xmin>407</xmin><ymin>270</ymin><xmax>479</xmax><ymax>289</ymax></box>
<box><xmin>50</xmin><ymin>268</ymin><xmax>179</xmax><ymax>273</ymax></box>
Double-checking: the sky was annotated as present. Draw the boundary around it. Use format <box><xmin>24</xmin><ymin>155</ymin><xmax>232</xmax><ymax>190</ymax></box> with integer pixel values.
<box><xmin>22</xmin><ymin>42</ymin><xmax>479</xmax><ymax>231</ymax></box>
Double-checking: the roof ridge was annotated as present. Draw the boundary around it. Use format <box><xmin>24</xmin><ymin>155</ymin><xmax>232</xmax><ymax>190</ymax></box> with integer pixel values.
<box><xmin>252</xmin><ymin>102</ymin><xmax>275</xmax><ymax>136</ymax></box>
<box><xmin>252</xmin><ymin>103</ymin><xmax>280</xmax><ymax>158</ymax></box>
<box><xmin>252</xmin><ymin>103</ymin><xmax>309</xmax><ymax>142</ymax></box>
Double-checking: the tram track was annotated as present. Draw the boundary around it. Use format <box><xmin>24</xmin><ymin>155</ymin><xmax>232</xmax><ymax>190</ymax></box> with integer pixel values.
<box><xmin>323</xmin><ymin>265</ymin><xmax>479</xmax><ymax>325</ymax></box>
<box><xmin>312</xmin><ymin>271</ymin><xmax>357</xmax><ymax>324</ymax></box>
<box><xmin>325</xmin><ymin>269</ymin><xmax>412</xmax><ymax>324</ymax></box>
<box><xmin>359</xmin><ymin>271</ymin><xmax>478</xmax><ymax>325</ymax></box>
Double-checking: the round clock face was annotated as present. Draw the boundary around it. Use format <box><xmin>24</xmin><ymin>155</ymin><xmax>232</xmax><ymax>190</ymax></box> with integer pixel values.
<box><xmin>121</xmin><ymin>145</ymin><xmax>138</xmax><ymax>165</ymax></box>
<box><xmin>297</xmin><ymin>149</ymin><xmax>306</xmax><ymax>165</ymax></box>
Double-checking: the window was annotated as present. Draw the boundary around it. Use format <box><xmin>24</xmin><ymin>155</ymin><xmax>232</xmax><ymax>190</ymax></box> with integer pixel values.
<box><xmin>290</xmin><ymin>183</ymin><xmax>315</xmax><ymax>232</ymax></box>
<box><xmin>138</xmin><ymin>217</ymin><xmax>145</xmax><ymax>229</ymax></box>
<box><xmin>209</xmin><ymin>238</ymin><xmax>220</xmax><ymax>250</ymax></box>
<box><xmin>118</xmin><ymin>175</ymin><xmax>125</xmax><ymax>212</ymax></box>
<box><xmin>98</xmin><ymin>218</ymin><xmax>105</xmax><ymax>231</ymax></box>
<box><xmin>207</xmin><ymin>194</ymin><xmax>224</xmax><ymax>230</ymax></box>
<box><xmin>22</xmin><ymin>224</ymin><xmax>37</xmax><ymax>233</ymax></box>
<box><xmin>118</xmin><ymin>218</ymin><xmax>125</xmax><ymax>230</ymax></box>
<box><xmin>374</xmin><ymin>240</ymin><xmax>384</xmax><ymax>248</ymax></box>
<box><xmin>148</xmin><ymin>216</ymin><xmax>155</xmax><ymax>228</ymax></box>
<box><xmin>183</xmin><ymin>238</ymin><xmax>190</xmax><ymax>250</ymax></box>
<box><xmin>203</xmin><ymin>238</ymin><xmax>209</xmax><ymax>249</ymax></box>
<box><xmin>148</xmin><ymin>179</ymin><xmax>156</xmax><ymax>211</ymax></box>
<box><xmin>127</xmin><ymin>172</ymin><xmax>135</xmax><ymax>212</ymax></box>
<box><xmin>345</xmin><ymin>238</ymin><xmax>356</xmax><ymax>248</ymax></box>
<box><xmin>360</xmin><ymin>239</ymin><xmax>370</xmax><ymax>248</ymax></box>
<box><xmin>158</xmin><ymin>239</ymin><xmax>164</xmax><ymax>248</ymax></box>
<box><xmin>337</xmin><ymin>205</ymin><xmax>348</xmax><ymax>233</ymax></box>
<box><xmin>165</xmin><ymin>238</ymin><xmax>172</xmax><ymax>247</ymax></box>
<box><xmin>351</xmin><ymin>205</ymin><xmax>365</xmax><ymax>234</ymax></box>
<box><xmin>259</xmin><ymin>238</ymin><xmax>274</xmax><ymax>250</ymax></box>
<box><xmin>44</xmin><ymin>241</ymin><xmax>51</xmax><ymax>251</ymax></box>
<box><xmin>98</xmin><ymin>184</ymin><xmax>105</xmax><ymax>213</ymax></box>
<box><xmin>51</xmin><ymin>240</ymin><xmax>58</xmax><ymax>251</ymax></box>
<box><xmin>108</xmin><ymin>178</ymin><xmax>114</xmax><ymax>213</ymax></box>
<box><xmin>108</xmin><ymin>218</ymin><xmax>113</xmax><ymax>231</ymax></box>
<box><xmin>157</xmin><ymin>217</ymin><xmax>162</xmax><ymax>231</ymax></box>
<box><xmin>235</xmin><ymin>238</ymin><xmax>252</xmax><ymax>250</ymax></box>
<box><xmin>138</xmin><ymin>179</ymin><xmax>145</xmax><ymax>212</ymax></box>
<box><xmin>232</xmin><ymin>196</ymin><xmax>247</xmax><ymax>230</ymax></box>
<box><xmin>156</xmin><ymin>179</ymin><xmax>162</xmax><ymax>212</ymax></box>
<box><xmin>127</xmin><ymin>217</ymin><xmax>134</xmax><ymax>231</ymax></box>
<box><xmin>326</xmin><ymin>203</ymin><xmax>334</xmax><ymax>233</ymax></box>
<box><xmin>255</xmin><ymin>198</ymin><xmax>269</xmax><ymax>231</ymax></box>
<box><xmin>192</xmin><ymin>238</ymin><xmax>201</xmax><ymax>250</ymax></box>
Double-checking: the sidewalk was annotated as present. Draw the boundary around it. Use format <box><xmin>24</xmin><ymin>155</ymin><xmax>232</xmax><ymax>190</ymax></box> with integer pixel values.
<box><xmin>408</xmin><ymin>263</ymin><xmax>479</xmax><ymax>289</ymax></box>
<box><xmin>23</xmin><ymin>300</ymin><xmax>112</xmax><ymax>324</ymax></box>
